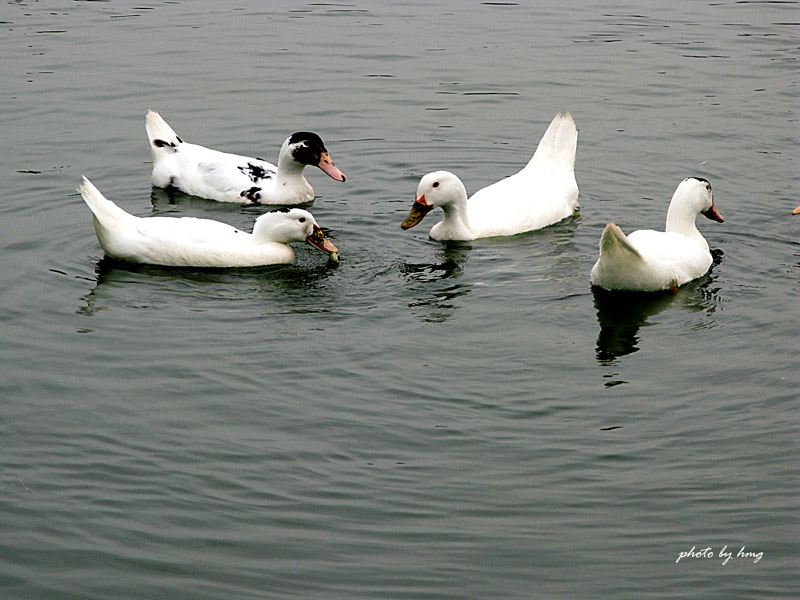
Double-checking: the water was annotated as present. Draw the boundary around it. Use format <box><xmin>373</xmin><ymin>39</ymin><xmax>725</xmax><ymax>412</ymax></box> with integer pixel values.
<box><xmin>1</xmin><ymin>1</ymin><xmax>798</xmax><ymax>598</ymax></box>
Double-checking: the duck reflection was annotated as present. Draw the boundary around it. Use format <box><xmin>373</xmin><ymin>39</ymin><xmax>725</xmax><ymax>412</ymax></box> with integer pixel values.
<box><xmin>78</xmin><ymin>254</ymin><xmax>336</xmax><ymax>317</ymax></box>
<box><xmin>398</xmin><ymin>243</ymin><xmax>472</xmax><ymax>323</ymax></box>
<box><xmin>594</xmin><ymin>249</ymin><xmax>723</xmax><ymax>365</ymax></box>
<box><xmin>150</xmin><ymin>186</ymin><xmax>256</xmax><ymax>217</ymax></box>
<box><xmin>148</xmin><ymin>184</ymin><xmax>219</xmax><ymax>215</ymax></box>
<box><xmin>149</xmin><ymin>185</ymin><xmax>180</xmax><ymax>210</ymax></box>
<box><xmin>150</xmin><ymin>185</ymin><xmax>314</xmax><ymax>215</ymax></box>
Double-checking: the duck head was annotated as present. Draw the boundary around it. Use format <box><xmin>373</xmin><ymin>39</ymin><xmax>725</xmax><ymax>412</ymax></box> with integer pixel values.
<box><xmin>282</xmin><ymin>132</ymin><xmax>346</xmax><ymax>182</ymax></box>
<box><xmin>253</xmin><ymin>208</ymin><xmax>338</xmax><ymax>255</ymax></box>
<box><xmin>401</xmin><ymin>171</ymin><xmax>468</xmax><ymax>230</ymax></box>
<box><xmin>682</xmin><ymin>177</ymin><xmax>724</xmax><ymax>222</ymax></box>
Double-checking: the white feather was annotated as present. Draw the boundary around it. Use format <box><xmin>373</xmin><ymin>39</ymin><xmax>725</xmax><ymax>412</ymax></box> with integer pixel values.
<box><xmin>590</xmin><ymin>178</ymin><xmax>723</xmax><ymax>291</ymax></box>
<box><xmin>403</xmin><ymin>112</ymin><xmax>580</xmax><ymax>241</ymax></box>
<box><xmin>144</xmin><ymin>110</ymin><xmax>344</xmax><ymax>205</ymax></box>
<box><xmin>79</xmin><ymin>177</ymin><xmax>333</xmax><ymax>267</ymax></box>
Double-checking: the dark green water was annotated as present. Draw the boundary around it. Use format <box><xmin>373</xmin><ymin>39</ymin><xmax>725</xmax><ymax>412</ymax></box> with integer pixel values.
<box><xmin>1</xmin><ymin>1</ymin><xmax>798</xmax><ymax>598</ymax></box>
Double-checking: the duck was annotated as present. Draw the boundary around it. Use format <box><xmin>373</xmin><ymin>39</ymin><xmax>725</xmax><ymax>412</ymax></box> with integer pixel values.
<box><xmin>590</xmin><ymin>177</ymin><xmax>724</xmax><ymax>292</ymax></box>
<box><xmin>78</xmin><ymin>177</ymin><xmax>338</xmax><ymax>267</ymax></box>
<box><xmin>145</xmin><ymin>110</ymin><xmax>346</xmax><ymax>205</ymax></box>
<box><xmin>400</xmin><ymin>112</ymin><xmax>579</xmax><ymax>241</ymax></box>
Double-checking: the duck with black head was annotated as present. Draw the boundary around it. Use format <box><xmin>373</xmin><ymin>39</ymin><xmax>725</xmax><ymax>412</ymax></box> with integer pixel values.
<box><xmin>145</xmin><ymin>110</ymin><xmax>346</xmax><ymax>205</ymax></box>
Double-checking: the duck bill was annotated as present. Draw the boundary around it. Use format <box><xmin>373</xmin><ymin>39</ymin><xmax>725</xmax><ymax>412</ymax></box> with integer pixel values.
<box><xmin>305</xmin><ymin>224</ymin><xmax>338</xmax><ymax>255</ymax></box>
<box><xmin>793</xmin><ymin>205</ymin><xmax>800</xmax><ymax>215</ymax></box>
<box><xmin>317</xmin><ymin>152</ymin><xmax>346</xmax><ymax>182</ymax></box>
<box><xmin>702</xmin><ymin>203</ymin><xmax>724</xmax><ymax>223</ymax></box>
<box><xmin>401</xmin><ymin>195</ymin><xmax>433</xmax><ymax>230</ymax></box>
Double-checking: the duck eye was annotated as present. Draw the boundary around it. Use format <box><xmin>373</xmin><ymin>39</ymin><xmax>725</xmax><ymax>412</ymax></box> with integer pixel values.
<box><xmin>432</xmin><ymin>181</ymin><xmax>439</xmax><ymax>188</ymax></box>
<box><xmin>299</xmin><ymin>217</ymin><xmax>306</xmax><ymax>223</ymax></box>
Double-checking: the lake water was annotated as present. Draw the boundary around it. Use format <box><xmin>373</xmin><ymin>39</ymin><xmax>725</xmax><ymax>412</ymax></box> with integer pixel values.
<box><xmin>1</xmin><ymin>1</ymin><xmax>798</xmax><ymax>598</ymax></box>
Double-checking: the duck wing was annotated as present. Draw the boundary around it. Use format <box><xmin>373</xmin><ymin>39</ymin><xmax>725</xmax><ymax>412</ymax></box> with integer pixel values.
<box><xmin>466</xmin><ymin>167</ymin><xmax>578</xmax><ymax>236</ymax></box>
<box><xmin>177</xmin><ymin>144</ymin><xmax>277</xmax><ymax>202</ymax></box>
<box><xmin>134</xmin><ymin>216</ymin><xmax>245</xmax><ymax>246</ymax></box>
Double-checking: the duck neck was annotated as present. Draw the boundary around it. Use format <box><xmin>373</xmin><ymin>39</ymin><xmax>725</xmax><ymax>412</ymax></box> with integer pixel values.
<box><xmin>250</xmin><ymin>218</ymin><xmax>278</xmax><ymax>245</ymax></box>
<box><xmin>276</xmin><ymin>152</ymin><xmax>309</xmax><ymax>186</ymax></box>
<box><xmin>665</xmin><ymin>201</ymin><xmax>703</xmax><ymax>242</ymax></box>
<box><xmin>272</xmin><ymin>149</ymin><xmax>313</xmax><ymax>203</ymax></box>
<box><xmin>437</xmin><ymin>194</ymin><xmax>473</xmax><ymax>240</ymax></box>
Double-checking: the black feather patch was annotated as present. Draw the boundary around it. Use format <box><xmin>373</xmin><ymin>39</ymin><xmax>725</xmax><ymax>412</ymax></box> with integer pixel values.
<box><xmin>238</xmin><ymin>162</ymin><xmax>274</xmax><ymax>183</ymax></box>
<box><xmin>271</xmin><ymin>207</ymin><xmax>292</xmax><ymax>213</ymax></box>
<box><xmin>288</xmin><ymin>132</ymin><xmax>326</xmax><ymax>166</ymax></box>
<box><xmin>153</xmin><ymin>139</ymin><xmax>178</xmax><ymax>152</ymax></box>
<box><xmin>239</xmin><ymin>187</ymin><xmax>262</xmax><ymax>203</ymax></box>
<box><xmin>289</xmin><ymin>131</ymin><xmax>325</xmax><ymax>149</ymax></box>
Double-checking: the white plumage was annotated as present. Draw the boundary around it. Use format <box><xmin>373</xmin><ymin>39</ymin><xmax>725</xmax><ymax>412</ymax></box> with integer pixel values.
<box><xmin>145</xmin><ymin>110</ymin><xmax>346</xmax><ymax>205</ymax></box>
<box><xmin>401</xmin><ymin>112</ymin><xmax>579</xmax><ymax>241</ymax></box>
<box><xmin>590</xmin><ymin>177</ymin><xmax>724</xmax><ymax>292</ymax></box>
<box><xmin>79</xmin><ymin>177</ymin><xmax>338</xmax><ymax>267</ymax></box>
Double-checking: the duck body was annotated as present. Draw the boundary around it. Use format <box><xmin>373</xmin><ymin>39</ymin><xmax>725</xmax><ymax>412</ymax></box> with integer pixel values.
<box><xmin>79</xmin><ymin>177</ymin><xmax>337</xmax><ymax>268</ymax></box>
<box><xmin>401</xmin><ymin>112</ymin><xmax>579</xmax><ymax>241</ymax></box>
<box><xmin>145</xmin><ymin>110</ymin><xmax>345</xmax><ymax>205</ymax></box>
<box><xmin>590</xmin><ymin>177</ymin><xmax>724</xmax><ymax>292</ymax></box>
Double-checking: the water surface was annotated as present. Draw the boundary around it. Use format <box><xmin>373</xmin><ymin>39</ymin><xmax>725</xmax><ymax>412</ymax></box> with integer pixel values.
<box><xmin>1</xmin><ymin>1</ymin><xmax>798</xmax><ymax>598</ymax></box>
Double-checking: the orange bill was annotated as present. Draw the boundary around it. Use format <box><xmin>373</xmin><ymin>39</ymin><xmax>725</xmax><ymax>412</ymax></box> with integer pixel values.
<box><xmin>702</xmin><ymin>203</ymin><xmax>724</xmax><ymax>223</ymax></box>
<box><xmin>306</xmin><ymin>224</ymin><xmax>338</xmax><ymax>255</ymax></box>
<box><xmin>317</xmin><ymin>152</ymin><xmax>346</xmax><ymax>182</ymax></box>
<box><xmin>401</xmin><ymin>195</ymin><xmax>433</xmax><ymax>230</ymax></box>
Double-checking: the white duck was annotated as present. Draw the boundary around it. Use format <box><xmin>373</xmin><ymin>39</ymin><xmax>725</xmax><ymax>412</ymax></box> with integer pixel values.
<box><xmin>79</xmin><ymin>177</ymin><xmax>338</xmax><ymax>267</ymax></box>
<box><xmin>590</xmin><ymin>177</ymin><xmax>724</xmax><ymax>292</ymax></box>
<box><xmin>145</xmin><ymin>110</ymin><xmax>346</xmax><ymax>205</ymax></box>
<box><xmin>401</xmin><ymin>112</ymin><xmax>579</xmax><ymax>241</ymax></box>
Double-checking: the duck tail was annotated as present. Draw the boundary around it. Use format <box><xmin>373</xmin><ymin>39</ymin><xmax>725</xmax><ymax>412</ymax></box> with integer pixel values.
<box><xmin>78</xmin><ymin>176</ymin><xmax>132</xmax><ymax>224</ymax></box>
<box><xmin>599</xmin><ymin>223</ymin><xmax>642</xmax><ymax>261</ymax></box>
<box><xmin>145</xmin><ymin>110</ymin><xmax>182</xmax><ymax>159</ymax></box>
<box><xmin>527</xmin><ymin>111</ymin><xmax>578</xmax><ymax>171</ymax></box>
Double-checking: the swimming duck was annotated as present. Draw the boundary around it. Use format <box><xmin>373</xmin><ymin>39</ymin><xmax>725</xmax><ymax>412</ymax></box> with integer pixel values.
<box><xmin>401</xmin><ymin>112</ymin><xmax>579</xmax><ymax>241</ymax></box>
<box><xmin>79</xmin><ymin>177</ymin><xmax>338</xmax><ymax>267</ymax></box>
<box><xmin>145</xmin><ymin>110</ymin><xmax>346</xmax><ymax>205</ymax></box>
<box><xmin>590</xmin><ymin>177</ymin><xmax>724</xmax><ymax>292</ymax></box>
